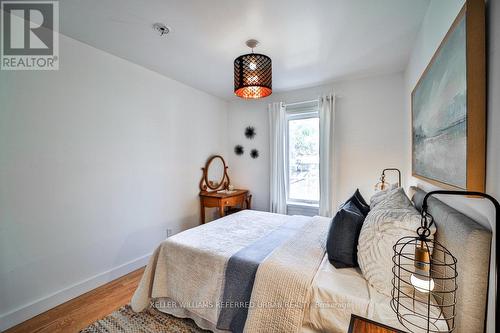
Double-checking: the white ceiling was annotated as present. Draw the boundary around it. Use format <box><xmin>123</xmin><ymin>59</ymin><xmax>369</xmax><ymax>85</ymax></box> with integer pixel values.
<box><xmin>59</xmin><ymin>0</ymin><xmax>430</xmax><ymax>100</ymax></box>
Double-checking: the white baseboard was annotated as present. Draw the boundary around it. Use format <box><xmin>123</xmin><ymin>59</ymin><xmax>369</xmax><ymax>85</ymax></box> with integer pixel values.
<box><xmin>0</xmin><ymin>253</ymin><xmax>151</xmax><ymax>332</ymax></box>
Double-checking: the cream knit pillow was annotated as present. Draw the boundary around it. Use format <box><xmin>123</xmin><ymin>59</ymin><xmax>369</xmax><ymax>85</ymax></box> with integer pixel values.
<box><xmin>357</xmin><ymin>189</ymin><xmax>435</xmax><ymax>296</ymax></box>
<box><xmin>371</xmin><ymin>188</ymin><xmax>413</xmax><ymax>211</ymax></box>
<box><xmin>369</xmin><ymin>184</ymin><xmax>399</xmax><ymax>209</ymax></box>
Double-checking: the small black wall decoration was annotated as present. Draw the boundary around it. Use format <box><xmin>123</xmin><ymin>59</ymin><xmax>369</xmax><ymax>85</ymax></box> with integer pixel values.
<box><xmin>245</xmin><ymin>126</ymin><xmax>256</xmax><ymax>139</ymax></box>
<box><xmin>234</xmin><ymin>145</ymin><xmax>244</xmax><ymax>156</ymax></box>
<box><xmin>250</xmin><ymin>149</ymin><xmax>259</xmax><ymax>159</ymax></box>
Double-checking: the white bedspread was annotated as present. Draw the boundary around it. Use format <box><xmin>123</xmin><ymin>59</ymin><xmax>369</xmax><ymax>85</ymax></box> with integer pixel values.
<box><xmin>304</xmin><ymin>255</ymin><xmax>448</xmax><ymax>333</ymax></box>
<box><xmin>131</xmin><ymin>210</ymin><xmax>310</xmax><ymax>329</ymax></box>
<box><xmin>304</xmin><ymin>255</ymin><xmax>406</xmax><ymax>332</ymax></box>
<box><xmin>132</xmin><ymin>210</ymin><xmax>444</xmax><ymax>333</ymax></box>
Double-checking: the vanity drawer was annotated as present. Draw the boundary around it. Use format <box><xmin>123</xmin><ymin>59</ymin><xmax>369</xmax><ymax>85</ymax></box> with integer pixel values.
<box><xmin>199</xmin><ymin>188</ymin><xmax>251</xmax><ymax>223</ymax></box>
<box><xmin>202</xmin><ymin>197</ymin><xmax>220</xmax><ymax>207</ymax></box>
<box><xmin>222</xmin><ymin>195</ymin><xmax>245</xmax><ymax>206</ymax></box>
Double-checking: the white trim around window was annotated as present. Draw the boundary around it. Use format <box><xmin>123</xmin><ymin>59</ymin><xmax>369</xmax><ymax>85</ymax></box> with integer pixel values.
<box><xmin>285</xmin><ymin>101</ymin><xmax>320</xmax><ymax>210</ymax></box>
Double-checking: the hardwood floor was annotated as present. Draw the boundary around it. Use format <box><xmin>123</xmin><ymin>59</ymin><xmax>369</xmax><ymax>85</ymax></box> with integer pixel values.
<box><xmin>4</xmin><ymin>267</ymin><xmax>145</xmax><ymax>333</ymax></box>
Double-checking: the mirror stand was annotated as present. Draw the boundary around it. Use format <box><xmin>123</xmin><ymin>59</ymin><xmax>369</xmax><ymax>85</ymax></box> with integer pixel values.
<box><xmin>199</xmin><ymin>155</ymin><xmax>231</xmax><ymax>192</ymax></box>
<box><xmin>199</xmin><ymin>155</ymin><xmax>252</xmax><ymax>223</ymax></box>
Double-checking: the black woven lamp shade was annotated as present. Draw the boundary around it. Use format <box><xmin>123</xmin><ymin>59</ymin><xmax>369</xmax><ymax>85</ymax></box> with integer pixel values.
<box><xmin>234</xmin><ymin>53</ymin><xmax>272</xmax><ymax>99</ymax></box>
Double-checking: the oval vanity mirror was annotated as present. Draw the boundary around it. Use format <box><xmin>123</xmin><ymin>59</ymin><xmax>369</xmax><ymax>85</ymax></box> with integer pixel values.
<box><xmin>203</xmin><ymin>155</ymin><xmax>228</xmax><ymax>191</ymax></box>
<box><xmin>206</xmin><ymin>156</ymin><xmax>224</xmax><ymax>188</ymax></box>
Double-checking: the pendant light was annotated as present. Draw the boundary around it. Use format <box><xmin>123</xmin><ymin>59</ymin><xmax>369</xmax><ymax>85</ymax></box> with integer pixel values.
<box><xmin>391</xmin><ymin>189</ymin><xmax>499</xmax><ymax>332</ymax></box>
<box><xmin>391</xmin><ymin>200</ymin><xmax>457</xmax><ymax>332</ymax></box>
<box><xmin>234</xmin><ymin>39</ymin><xmax>272</xmax><ymax>99</ymax></box>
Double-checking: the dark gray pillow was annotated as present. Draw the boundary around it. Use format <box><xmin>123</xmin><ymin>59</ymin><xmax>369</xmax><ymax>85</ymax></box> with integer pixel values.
<box><xmin>346</xmin><ymin>189</ymin><xmax>370</xmax><ymax>216</ymax></box>
<box><xmin>326</xmin><ymin>201</ymin><xmax>365</xmax><ymax>268</ymax></box>
<box><xmin>354</xmin><ymin>189</ymin><xmax>369</xmax><ymax>208</ymax></box>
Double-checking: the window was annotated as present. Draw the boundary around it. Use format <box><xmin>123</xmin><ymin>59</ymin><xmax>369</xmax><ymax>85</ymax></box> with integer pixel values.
<box><xmin>286</xmin><ymin>104</ymin><xmax>320</xmax><ymax>206</ymax></box>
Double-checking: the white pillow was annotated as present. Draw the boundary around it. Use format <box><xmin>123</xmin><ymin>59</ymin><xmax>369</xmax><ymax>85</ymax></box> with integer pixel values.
<box><xmin>357</xmin><ymin>189</ymin><xmax>435</xmax><ymax>296</ymax></box>
<box><xmin>369</xmin><ymin>184</ymin><xmax>399</xmax><ymax>209</ymax></box>
<box><xmin>371</xmin><ymin>187</ymin><xmax>412</xmax><ymax>211</ymax></box>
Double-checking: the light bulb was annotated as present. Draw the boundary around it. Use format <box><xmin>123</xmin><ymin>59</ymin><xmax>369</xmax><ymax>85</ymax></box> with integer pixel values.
<box><xmin>411</xmin><ymin>243</ymin><xmax>434</xmax><ymax>292</ymax></box>
<box><xmin>246</xmin><ymin>75</ymin><xmax>258</xmax><ymax>84</ymax></box>
<box><xmin>410</xmin><ymin>272</ymin><xmax>435</xmax><ymax>293</ymax></box>
<box><xmin>374</xmin><ymin>181</ymin><xmax>389</xmax><ymax>192</ymax></box>
<box><xmin>249</xmin><ymin>62</ymin><xmax>257</xmax><ymax>70</ymax></box>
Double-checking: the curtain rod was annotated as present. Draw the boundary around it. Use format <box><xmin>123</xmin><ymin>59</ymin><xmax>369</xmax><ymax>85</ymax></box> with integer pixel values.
<box><xmin>282</xmin><ymin>95</ymin><xmax>337</xmax><ymax>107</ymax></box>
<box><xmin>283</xmin><ymin>99</ymin><xmax>319</xmax><ymax>107</ymax></box>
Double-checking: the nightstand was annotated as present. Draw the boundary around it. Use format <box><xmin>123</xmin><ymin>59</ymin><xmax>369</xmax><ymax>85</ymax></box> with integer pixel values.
<box><xmin>348</xmin><ymin>314</ymin><xmax>406</xmax><ymax>333</ymax></box>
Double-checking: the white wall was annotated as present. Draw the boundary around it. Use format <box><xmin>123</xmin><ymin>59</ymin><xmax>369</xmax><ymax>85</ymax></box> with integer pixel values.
<box><xmin>404</xmin><ymin>0</ymin><xmax>497</xmax><ymax>331</ymax></box>
<box><xmin>227</xmin><ymin>100</ymin><xmax>270</xmax><ymax>211</ymax></box>
<box><xmin>0</xmin><ymin>33</ymin><xmax>228</xmax><ymax>330</ymax></box>
<box><xmin>227</xmin><ymin>72</ymin><xmax>406</xmax><ymax>212</ymax></box>
<box><xmin>1</xmin><ymin>2</ymin><xmax>497</xmax><ymax>331</ymax></box>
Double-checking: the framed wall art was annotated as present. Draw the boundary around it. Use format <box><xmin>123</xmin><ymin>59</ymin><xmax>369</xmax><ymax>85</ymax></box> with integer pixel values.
<box><xmin>412</xmin><ymin>0</ymin><xmax>485</xmax><ymax>191</ymax></box>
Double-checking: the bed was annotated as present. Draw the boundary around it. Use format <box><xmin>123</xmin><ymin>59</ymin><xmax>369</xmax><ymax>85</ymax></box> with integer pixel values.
<box><xmin>131</xmin><ymin>188</ymin><xmax>492</xmax><ymax>333</ymax></box>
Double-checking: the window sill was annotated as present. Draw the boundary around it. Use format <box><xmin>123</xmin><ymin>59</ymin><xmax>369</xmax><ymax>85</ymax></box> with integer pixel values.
<box><xmin>286</xmin><ymin>202</ymin><xmax>319</xmax><ymax>217</ymax></box>
<box><xmin>287</xmin><ymin>201</ymin><xmax>319</xmax><ymax>208</ymax></box>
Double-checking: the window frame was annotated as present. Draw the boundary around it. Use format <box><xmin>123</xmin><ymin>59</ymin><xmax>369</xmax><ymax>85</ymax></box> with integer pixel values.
<box><xmin>285</xmin><ymin>103</ymin><xmax>320</xmax><ymax>207</ymax></box>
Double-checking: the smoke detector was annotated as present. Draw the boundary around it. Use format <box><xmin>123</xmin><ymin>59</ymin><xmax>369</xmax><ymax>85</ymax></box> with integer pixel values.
<box><xmin>153</xmin><ymin>23</ymin><xmax>171</xmax><ymax>37</ymax></box>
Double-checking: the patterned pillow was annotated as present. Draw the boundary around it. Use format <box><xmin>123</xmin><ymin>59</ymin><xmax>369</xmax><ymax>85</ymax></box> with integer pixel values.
<box><xmin>369</xmin><ymin>184</ymin><xmax>399</xmax><ymax>209</ymax></box>
<box><xmin>371</xmin><ymin>188</ymin><xmax>412</xmax><ymax>211</ymax></box>
<box><xmin>357</xmin><ymin>190</ymin><xmax>435</xmax><ymax>296</ymax></box>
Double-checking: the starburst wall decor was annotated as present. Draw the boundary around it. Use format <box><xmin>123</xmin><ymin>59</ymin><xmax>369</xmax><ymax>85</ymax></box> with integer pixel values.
<box><xmin>245</xmin><ymin>126</ymin><xmax>256</xmax><ymax>139</ymax></box>
<box><xmin>250</xmin><ymin>149</ymin><xmax>259</xmax><ymax>159</ymax></box>
<box><xmin>234</xmin><ymin>145</ymin><xmax>244</xmax><ymax>156</ymax></box>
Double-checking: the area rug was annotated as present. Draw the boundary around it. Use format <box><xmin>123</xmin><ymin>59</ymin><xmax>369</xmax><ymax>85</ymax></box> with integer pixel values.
<box><xmin>79</xmin><ymin>305</ymin><xmax>210</xmax><ymax>333</ymax></box>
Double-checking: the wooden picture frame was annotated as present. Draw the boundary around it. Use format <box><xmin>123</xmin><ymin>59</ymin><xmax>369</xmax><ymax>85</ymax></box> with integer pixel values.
<box><xmin>411</xmin><ymin>0</ymin><xmax>485</xmax><ymax>192</ymax></box>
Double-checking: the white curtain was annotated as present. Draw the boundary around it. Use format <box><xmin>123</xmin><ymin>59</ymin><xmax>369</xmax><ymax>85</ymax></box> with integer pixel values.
<box><xmin>269</xmin><ymin>102</ymin><xmax>287</xmax><ymax>214</ymax></box>
<box><xmin>319</xmin><ymin>94</ymin><xmax>336</xmax><ymax>217</ymax></box>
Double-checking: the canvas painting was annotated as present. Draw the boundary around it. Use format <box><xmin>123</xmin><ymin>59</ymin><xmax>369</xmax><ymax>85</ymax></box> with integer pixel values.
<box><xmin>412</xmin><ymin>15</ymin><xmax>467</xmax><ymax>188</ymax></box>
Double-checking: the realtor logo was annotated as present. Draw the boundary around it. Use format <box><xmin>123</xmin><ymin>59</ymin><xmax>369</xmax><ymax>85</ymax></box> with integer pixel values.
<box><xmin>1</xmin><ymin>0</ymin><xmax>59</xmax><ymax>70</ymax></box>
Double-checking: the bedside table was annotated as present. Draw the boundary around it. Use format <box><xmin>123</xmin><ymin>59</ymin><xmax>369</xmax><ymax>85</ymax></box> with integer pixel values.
<box><xmin>348</xmin><ymin>314</ymin><xmax>405</xmax><ymax>333</ymax></box>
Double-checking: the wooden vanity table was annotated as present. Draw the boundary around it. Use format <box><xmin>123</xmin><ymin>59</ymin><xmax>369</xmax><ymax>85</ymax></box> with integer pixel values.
<box><xmin>199</xmin><ymin>155</ymin><xmax>252</xmax><ymax>224</ymax></box>
<box><xmin>199</xmin><ymin>189</ymin><xmax>251</xmax><ymax>224</ymax></box>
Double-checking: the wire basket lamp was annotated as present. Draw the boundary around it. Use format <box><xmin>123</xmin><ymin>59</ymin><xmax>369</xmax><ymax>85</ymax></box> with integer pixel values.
<box><xmin>375</xmin><ymin>168</ymin><xmax>402</xmax><ymax>191</ymax></box>
<box><xmin>391</xmin><ymin>190</ymin><xmax>499</xmax><ymax>332</ymax></box>
<box><xmin>391</xmin><ymin>192</ymin><xmax>458</xmax><ymax>333</ymax></box>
